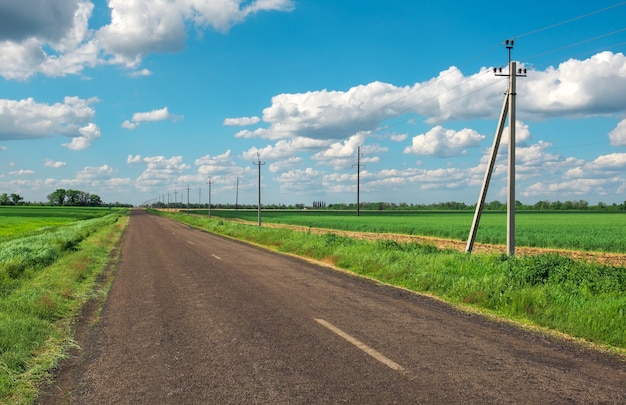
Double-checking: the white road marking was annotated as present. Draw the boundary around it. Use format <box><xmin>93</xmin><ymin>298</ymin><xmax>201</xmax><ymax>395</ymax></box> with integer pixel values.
<box><xmin>315</xmin><ymin>318</ymin><xmax>407</xmax><ymax>373</ymax></box>
<box><xmin>212</xmin><ymin>254</ymin><xmax>222</xmax><ymax>260</ymax></box>
<box><xmin>187</xmin><ymin>240</ymin><xmax>195</xmax><ymax>245</ymax></box>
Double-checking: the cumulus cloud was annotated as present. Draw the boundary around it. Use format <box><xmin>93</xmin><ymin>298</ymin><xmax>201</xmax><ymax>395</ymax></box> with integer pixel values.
<box><xmin>404</xmin><ymin>126</ymin><xmax>485</xmax><ymax>157</ymax></box>
<box><xmin>131</xmin><ymin>155</ymin><xmax>191</xmax><ymax>191</ymax></box>
<box><xmin>521</xmin><ymin>52</ymin><xmax>626</xmax><ymax>119</ymax></box>
<box><xmin>235</xmin><ymin>52</ymin><xmax>626</xmax><ymax>146</ymax></box>
<box><xmin>0</xmin><ymin>96</ymin><xmax>100</xmax><ymax>148</ymax></box>
<box><xmin>0</xmin><ymin>0</ymin><xmax>78</xmax><ymax>42</ymax></box>
<box><xmin>9</xmin><ymin>169</ymin><xmax>35</xmax><ymax>176</ymax></box>
<box><xmin>63</xmin><ymin>122</ymin><xmax>101</xmax><ymax>150</ymax></box>
<box><xmin>122</xmin><ymin>107</ymin><xmax>180</xmax><ymax>129</ymax></box>
<box><xmin>194</xmin><ymin>150</ymin><xmax>241</xmax><ymax>177</ymax></box>
<box><xmin>609</xmin><ymin>119</ymin><xmax>626</xmax><ymax>146</ymax></box>
<box><xmin>44</xmin><ymin>159</ymin><xmax>67</xmax><ymax>168</ymax></box>
<box><xmin>0</xmin><ymin>0</ymin><xmax>295</xmax><ymax>80</ymax></box>
<box><xmin>223</xmin><ymin>116</ymin><xmax>260</xmax><ymax>126</ymax></box>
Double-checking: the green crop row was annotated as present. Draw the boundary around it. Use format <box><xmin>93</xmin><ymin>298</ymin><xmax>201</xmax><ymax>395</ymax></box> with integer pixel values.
<box><xmin>159</xmin><ymin>210</ymin><xmax>626</xmax><ymax>351</ymax></box>
<box><xmin>0</xmin><ymin>206</ymin><xmax>121</xmax><ymax>242</ymax></box>
<box><xmin>201</xmin><ymin>209</ymin><xmax>626</xmax><ymax>253</ymax></box>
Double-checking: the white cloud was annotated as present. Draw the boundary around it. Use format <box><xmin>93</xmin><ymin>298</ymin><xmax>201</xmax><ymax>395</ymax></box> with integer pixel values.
<box><xmin>390</xmin><ymin>133</ymin><xmax>408</xmax><ymax>142</ymax></box>
<box><xmin>223</xmin><ymin>116</ymin><xmax>260</xmax><ymax>126</ymax></box>
<box><xmin>404</xmin><ymin>126</ymin><xmax>485</xmax><ymax>157</ymax></box>
<box><xmin>129</xmin><ymin>68</ymin><xmax>152</xmax><ymax>77</ymax></box>
<box><xmin>122</xmin><ymin>107</ymin><xmax>180</xmax><ymax>129</ymax></box>
<box><xmin>63</xmin><ymin>122</ymin><xmax>101</xmax><ymax>150</ymax></box>
<box><xmin>0</xmin><ymin>96</ymin><xmax>100</xmax><ymax>148</ymax></box>
<box><xmin>76</xmin><ymin>164</ymin><xmax>114</xmax><ymax>181</ymax></box>
<box><xmin>194</xmin><ymin>150</ymin><xmax>241</xmax><ymax>177</ymax></box>
<box><xmin>132</xmin><ymin>155</ymin><xmax>191</xmax><ymax>192</ymax></box>
<box><xmin>0</xmin><ymin>0</ymin><xmax>295</xmax><ymax>80</ymax></box>
<box><xmin>127</xmin><ymin>154</ymin><xmax>143</xmax><ymax>164</ymax></box>
<box><xmin>609</xmin><ymin>119</ymin><xmax>626</xmax><ymax>146</ymax></box>
<box><xmin>276</xmin><ymin>167</ymin><xmax>324</xmax><ymax>193</ymax></box>
<box><xmin>9</xmin><ymin>169</ymin><xmax>35</xmax><ymax>176</ymax></box>
<box><xmin>268</xmin><ymin>157</ymin><xmax>302</xmax><ymax>173</ymax></box>
<box><xmin>521</xmin><ymin>52</ymin><xmax>626</xmax><ymax>119</ymax></box>
<box><xmin>44</xmin><ymin>159</ymin><xmax>67</xmax><ymax>168</ymax></box>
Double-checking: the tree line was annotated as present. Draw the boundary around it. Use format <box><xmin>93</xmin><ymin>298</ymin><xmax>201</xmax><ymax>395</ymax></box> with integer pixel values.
<box><xmin>46</xmin><ymin>189</ymin><xmax>103</xmax><ymax>206</ymax></box>
<box><xmin>149</xmin><ymin>199</ymin><xmax>626</xmax><ymax>211</ymax></box>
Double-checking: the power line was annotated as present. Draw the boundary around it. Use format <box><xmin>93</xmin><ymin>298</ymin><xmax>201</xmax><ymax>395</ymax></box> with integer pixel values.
<box><xmin>521</xmin><ymin>27</ymin><xmax>626</xmax><ymax>63</ymax></box>
<box><xmin>513</xmin><ymin>1</ymin><xmax>626</xmax><ymax>39</ymax></box>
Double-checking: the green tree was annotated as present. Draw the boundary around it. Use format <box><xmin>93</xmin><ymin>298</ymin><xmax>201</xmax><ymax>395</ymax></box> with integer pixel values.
<box><xmin>9</xmin><ymin>193</ymin><xmax>23</xmax><ymax>205</ymax></box>
<box><xmin>47</xmin><ymin>189</ymin><xmax>66</xmax><ymax>206</ymax></box>
<box><xmin>89</xmin><ymin>194</ymin><xmax>102</xmax><ymax>206</ymax></box>
<box><xmin>0</xmin><ymin>193</ymin><xmax>8</xmax><ymax>205</ymax></box>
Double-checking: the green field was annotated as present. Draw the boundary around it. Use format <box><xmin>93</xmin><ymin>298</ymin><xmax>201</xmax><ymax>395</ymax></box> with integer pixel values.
<box><xmin>0</xmin><ymin>206</ymin><xmax>117</xmax><ymax>242</ymax></box>
<box><xmin>0</xmin><ymin>207</ymin><xmax>128</xmax><ymax>403</ymax></box>
<box><xmin>203</xmin><ymin>209</ymin><xmax>626</xmax><ymax>253</ymax></box>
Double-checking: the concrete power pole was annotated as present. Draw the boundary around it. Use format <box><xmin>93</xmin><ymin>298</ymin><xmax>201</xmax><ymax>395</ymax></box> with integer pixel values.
<box><xmin>253</xmin><ymin>153</ymin><xmax>265</xmax><ymax>226</ymax></box>
<box><xmin>466</xmin><ymin>39</ymin><xmax>526</xmax><ymax>256</ymax></box>
<box><xmin>353</xmin><ymin>146</ymin><xmax>366</xmax><ymax>216</ymax></box>
<box><xmin>206</xmin><ymin>177</ymin><xmax>212</xmax><ymax>218</ymax></box>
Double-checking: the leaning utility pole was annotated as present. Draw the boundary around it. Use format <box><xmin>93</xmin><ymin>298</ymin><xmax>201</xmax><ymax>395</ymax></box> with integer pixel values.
<box><xmin>466</xmin><ymin>39</ymin><xmax>526</xmax><ymax>256</ymax></box>
<box><xmin>353</xmin><ymin>146</ymin><xmax>366</xmax><ymax>216</ymax></box>
<box><xmin>253</xmin><ymin>153</ymin><xmax>265</xmax><ymax>226</ymax></box>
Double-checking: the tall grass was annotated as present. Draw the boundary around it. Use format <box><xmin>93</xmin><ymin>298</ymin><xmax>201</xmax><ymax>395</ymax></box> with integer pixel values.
<box><xmin>160</xmin><ymin>210</ymin><xmax>626</xmax><ymax>351</ymax></box>
<box><xmin>0</xmin><ymin>212</ymin><xmax>128</xmax><ymax>404</ymax></box>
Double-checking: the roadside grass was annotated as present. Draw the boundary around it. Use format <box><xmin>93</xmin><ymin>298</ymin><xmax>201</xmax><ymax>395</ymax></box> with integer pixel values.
<box><xmin>156</xmin><ymin>210</ymin><xmax>626</xmax><ymax>352</ymax></box>
<box><xmin>0</xmin><ymin>212</ymin><xmax>128</xmax><ymax>404</ymax></box>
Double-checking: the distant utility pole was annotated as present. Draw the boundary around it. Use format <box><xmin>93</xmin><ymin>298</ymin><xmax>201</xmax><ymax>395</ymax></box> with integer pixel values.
<box><xmin>235</xmin><ymin>177</ymin><xmax>239</xmax><ymax>211</ymax></box>
<box><xmin>167</xmin><ymin>193</ymin><xmax>170</xmax><ymax>211</ymax></box>
<box><xmin>253</xmin><ymin>153</ymin><xmax>265</xmax><ymax>226</ymax></box>
<box><xmin>353</xmin><ymin>146</ymin><xmax>366</xmax><ymax>216</ymax></box>
<box><xmin>174</xmin><ymin>189</ymin><xmax>178</xmax><ymax>210</ymax></box>
<box><xmin>186</xmin><ymin>184</ymin><xmax>190</xmax><ymax>213</ymax></box>
<box><xmin>466</xmin><ymin>39</ymin><xmax>526</xmax><ymax>256</ymax></box>
<box><xmin>206</xmin><ymin>177</ymin><xmax>212</xmax><ymax>218</ymax></box>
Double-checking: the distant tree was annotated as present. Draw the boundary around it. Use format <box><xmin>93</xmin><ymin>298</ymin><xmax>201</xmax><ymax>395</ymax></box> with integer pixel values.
<box><xmin>0</xmin><ymin>193</ymin><xmax>8</xmax><ymax>205</ymax></box>
<box><xmin>47</xmin><ymin>189</ymin><xmax>67</xmax><ymax>206</ymax></box>
<box><xmin>89</xmin><ymin>194</ymin><xmax>102</xmax><ymax>206</ymax></box>
<box><xmin>9</xmin><ymin>193</ymin><xmax>23</xmax><ymax>205</ymax></box>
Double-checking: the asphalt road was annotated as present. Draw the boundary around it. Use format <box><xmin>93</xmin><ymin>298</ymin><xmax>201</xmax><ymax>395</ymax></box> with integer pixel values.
<box><xmin>41</xmin><ymin>210</ymin><xmax>626</xmax><ymax>404</ymax></box>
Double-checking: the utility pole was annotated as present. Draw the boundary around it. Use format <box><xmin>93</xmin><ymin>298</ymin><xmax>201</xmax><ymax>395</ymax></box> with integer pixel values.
<box><xmin>466</xmin><ymin>39</ymin><xmax>526</xmax><ymax>256</ymax></box>
<box><xmin>206</xmin><ymin>177</ymin><xmax>212</xmax><ymax>218</ymax></box>
<box><xmin>253</xmin><ymin>153</ymin><xmax>265</xmax><ymax>226</ymax></box>
<box><xmin>235</xmin><ymin>177</ymin><xmax>239</xmax><ymax>211</ymax></box>
<box><xmin>353</xmin><ymin>146</ymin><xmax>366</xmax><ymax>216</ymax></box>
<box><xmin>167</xmin><ymin>193</ymin><xmax>170</xmax><ymax>211</ymax></box>
<box><xmin>186</xmin><ymin>184</ymin><xmax>190</xmax><ymax>213</ymax></box>
<box><xmin>174</xmin><ymin>189</ymin><xmax>178</xmax><ymax>211</ymax></box>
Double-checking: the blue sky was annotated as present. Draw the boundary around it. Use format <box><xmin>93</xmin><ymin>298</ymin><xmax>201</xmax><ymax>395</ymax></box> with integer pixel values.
<box><xmin>1</xmin><ymin>0</ymin><xmax>626</xmax><ymax>207</ymax></box>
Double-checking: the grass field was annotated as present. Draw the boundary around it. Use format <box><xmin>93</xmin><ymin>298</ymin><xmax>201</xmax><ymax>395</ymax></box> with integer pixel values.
<box><xmin>0</xmin><ymin>207</ymin><xmax>128</xmax><ymax>403</ymax></box>
<box><xmin>202</xmin><ymin>209</ymin><xmax>626</xmax><ymax>253</ymax></box>
<box><xmin>0</xmin><ymin>206</ymin><xmax>117</xmax><ymax>242</ymax></box>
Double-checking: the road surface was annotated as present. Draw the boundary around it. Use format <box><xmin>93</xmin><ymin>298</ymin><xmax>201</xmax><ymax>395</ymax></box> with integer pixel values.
<box><xmin>41</xmin><ymin>210</ymin><xmax>626</xmax><ymax>404</ymax></box>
